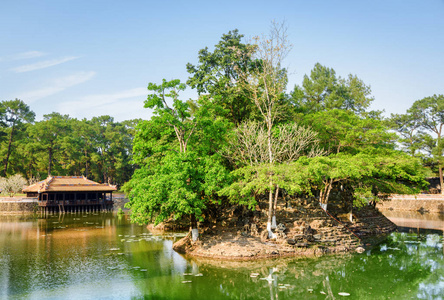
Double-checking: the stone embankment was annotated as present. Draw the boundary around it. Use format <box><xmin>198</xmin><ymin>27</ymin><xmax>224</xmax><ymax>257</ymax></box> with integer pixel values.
<box><xmin>0</xmin><ymin>197</ymin><xmax>38</xmax><ymax>214</ymax></box>
<box><xmin>173</xmin><ymin>205</ymin><xmax>396</xmax><ymax>260</ymax></box>
<box><xmin>377</xmin><ymin>194</ymin><xmax>444</xmax><ymax>214</ymax></box>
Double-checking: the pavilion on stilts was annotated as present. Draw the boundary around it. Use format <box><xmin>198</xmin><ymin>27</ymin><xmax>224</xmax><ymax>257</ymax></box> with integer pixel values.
<box><xmin>23</xmin><ymin>176</ymin><xmax>117</xmax><ymax>214</ymax></box>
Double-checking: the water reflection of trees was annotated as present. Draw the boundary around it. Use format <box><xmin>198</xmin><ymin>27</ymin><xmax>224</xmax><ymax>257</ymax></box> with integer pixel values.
<box><xmin>161</xmin><ymin>232</ymin><xmax>442</xmax><ymax>300</ymax></box>
<box><xmin>1</xmin><ymin>214</ymin><xmax>442</xmax><ymax>300</ymax></box>
<box><xmin>0</xmin><ymin>213</ymin><xmax>138</xmax><ymax>298</ymax></box>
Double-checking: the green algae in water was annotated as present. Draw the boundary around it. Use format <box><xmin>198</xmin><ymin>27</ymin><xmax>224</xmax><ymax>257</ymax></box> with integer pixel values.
<box><xmin>0</xmin><ymin>213</ymin><xmax>442</xmax><ymax>299</ymax></box>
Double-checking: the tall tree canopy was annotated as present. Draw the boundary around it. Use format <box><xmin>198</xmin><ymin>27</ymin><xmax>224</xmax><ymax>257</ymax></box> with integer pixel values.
<box><xmin>408</xmin><ymin>95</ymin><xmax>444</xmax><ymax>193</ymax></box>
<box><xmin>124</xmin><ymin>79</ymin><xmax>231</xmax><ymax>240</ymax></box>
<box><xmin>0</xmin><ymin>99</ymin><xmax>35</xmax><ymax>176</ymax></box>
<box><xmin>290</xmin><ymin>63</ymin><xmax>374</xmax><ymax>115</ymax></box>
<box><xmin>187</xmin><ymin>29</ymin><xmax>257</xmax><ymax>126</ymax></box>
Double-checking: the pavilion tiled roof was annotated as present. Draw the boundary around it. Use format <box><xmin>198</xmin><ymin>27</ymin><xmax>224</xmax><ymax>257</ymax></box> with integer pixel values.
<box><xmin>22</xmin><ymin>176</ymin><xmax>117</xmax><ymax>193</ymax></box>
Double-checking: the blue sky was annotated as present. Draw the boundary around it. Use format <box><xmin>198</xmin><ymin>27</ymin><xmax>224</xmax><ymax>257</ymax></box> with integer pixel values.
<box><xmin>1</xmin><ymin>0</ymin><xmax>443</xmax><ymax>121</ymax></box>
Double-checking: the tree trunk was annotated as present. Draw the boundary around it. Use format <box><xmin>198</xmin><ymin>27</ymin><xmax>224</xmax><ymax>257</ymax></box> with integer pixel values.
<box><xmin>190</xmin><ymin>214</ymin><xmax>199</xmax><ymax>241</ymax></box>
<box><xmin>271</xmin><ymin>185</ymin><xmax>279</xmax><ymax>229</ymax></box>
<box><xmin>439</xmin><ymin>165</ymin><xmax>444</xmax><ymax>195</ymax></box>
<box><xmin>84</xmin><ymin>149</ymin><xmax>89</xmax><ymax>178</ymax></box>
<box><xmin>267</xmin><ymin>184</ymin><xmax>274</xmax><ymax>238</ymax></box>
<box><xmin>266</xmin><ymin>113</ymin><xmax>275</xmax><ymax>238</ymax></box>
<box><xmin>48</xmin><ymin>148</ymin><xmax>53</xmax><ymax>176</ymax></box>
<box><xmin>320</xmin><ymin>179</ymin><xmax>334</xmax><ymax>211</ymax></box>
<box><xmin>2</xmin><ymin>125</ymin><xmax>15</xmax><ymax>176</ymax></box>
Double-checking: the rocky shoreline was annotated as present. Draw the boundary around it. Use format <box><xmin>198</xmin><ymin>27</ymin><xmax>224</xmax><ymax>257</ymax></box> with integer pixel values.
<box><xmin>172</xmin><ymin>204</ymin><xmax>397</xmax><ymax>260</ymax></box>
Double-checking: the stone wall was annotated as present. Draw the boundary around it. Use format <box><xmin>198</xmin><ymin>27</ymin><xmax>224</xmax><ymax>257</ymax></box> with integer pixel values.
<box><xmin>0</xmin><ymin>197</ymin><xmax>38</xmax><ymax>213</ymax></box>
<box><xmin>377</xmin><ymin>194</ymin><xmax>444</xmax><ymax>214</ymax></box>
<box><xmin>113</xmin><ymin>197</ymin><xmax>129</xmax><ymax>211</ymax></box>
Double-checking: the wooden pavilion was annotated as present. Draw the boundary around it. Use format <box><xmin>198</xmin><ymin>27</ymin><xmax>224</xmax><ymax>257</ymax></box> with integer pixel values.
<box><xmin>23</xmin><ymin>176</ymin><xmax>117</xmax><ymax>213</ymax></box>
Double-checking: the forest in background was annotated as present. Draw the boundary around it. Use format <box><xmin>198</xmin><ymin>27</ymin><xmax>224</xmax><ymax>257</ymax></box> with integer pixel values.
<box><xmin>0</xmin><ymin>104</ymin><xmax>138</xmax><ymax>187</ymax></box>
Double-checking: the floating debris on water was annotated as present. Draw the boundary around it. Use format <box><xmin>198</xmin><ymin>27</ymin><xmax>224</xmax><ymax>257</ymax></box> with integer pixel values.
<box><xmin>320</xmin><ymin>291</ymin><xmax>326</xmax><ymax>295</ymax></box>
<box><xmin>109</xmin><ymin>248</ymin><xmax>120</xmax><ymax>251</ymax></box>
<box><xmin>338</xmin><ymin>292</ymin><xmax>350</xmax><ymax>296</ymax></box>
<box><xmin>183</xmin><ymin>273</ymin><xmax>193</xmax><ymax>276</ymax></box>
<box><xmin>140</xmin><ymin>269</ymin><xmax>147</xmax><ymax>272</ymax></box>
<box><xmin>194</xmin><ymin>273</ymin><xmax>203</xmax><ymax>277</ymax></box>
<box><xmin>307</xmin><ymin>288</ymin><xmax>313</xmax><ymax>293</ymax></box>
<box><xmin>250</xmin><ymin>273</ymin><xmax>260</xmax><ymax>278</ymax></box>
<box><xmin>387</xmin><ymin>247</ymin><xmax>400</xmax><ymax>251</ymax></box>
<box><xmin>260</xmin><ymin>276</ymin><xmax>275</xmax><ymax>283</ymax></box>
<box><xmin>182</xmin><ymin>281</ymin><xmax>192</xmax><ymax>283</ymax></box>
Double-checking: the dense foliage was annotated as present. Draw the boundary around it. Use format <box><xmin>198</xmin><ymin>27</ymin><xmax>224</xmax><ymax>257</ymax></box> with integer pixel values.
<box><xmin>0</xmin><ymin>103</ymin><xmax>138</xmax><ymax>187</ymax></box>
<box><xmin>389</xmin><ymin>94</ymin><xmax>444</xmax><ymax>193</ymax></box>
<box><xmin>123</xmin><ymin>25</ymin><xmax>430</xmax><ymax>231</ymax></box>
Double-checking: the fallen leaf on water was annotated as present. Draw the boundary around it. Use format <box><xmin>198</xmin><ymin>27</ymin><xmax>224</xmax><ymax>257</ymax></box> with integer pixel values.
<box><xmin>338</xmin><ymin>292</ymin><xmax>350</xmax><ymax>296</ymax></box>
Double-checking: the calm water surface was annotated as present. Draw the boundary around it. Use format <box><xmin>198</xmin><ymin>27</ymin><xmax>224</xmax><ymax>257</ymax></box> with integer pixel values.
<box><xmin>0</xmin><ymin>212</ymin><xmax>442</xmax><ymax>300</ymax></box>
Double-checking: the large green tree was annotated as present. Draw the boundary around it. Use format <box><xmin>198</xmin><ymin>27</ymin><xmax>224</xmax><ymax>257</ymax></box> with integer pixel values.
<box><xmin>27</xmin><ymin>113</ymin><xmax>72</xmax><ymax>176</ymax></box>
<box><xmin>0</xmin><ymin>99</ymin><xmax>35</xmax><ymax>176</ymax></box>
<box><xmin>187</xmin><ymin>29</ymin><xmax>257</xmax><ymax>126</ymax></box>
<box><xmin>125</xmin><ymin>79</ymin><xmax>231</xmax><ymax>240</ymax></box>
<box><xmin>408</xmin><ymin>94</ymin><xmax>444</xmax><ymax>193</ymax></box>
<box><xmin>290</xmin><ymin>63</ymin><xmax>374</xmax><ymax>115</ymax></box>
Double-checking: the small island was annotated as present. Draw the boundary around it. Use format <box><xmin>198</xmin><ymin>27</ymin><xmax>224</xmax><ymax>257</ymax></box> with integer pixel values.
<box><xmin>121</xmin><ymin>27</ymin><xmax>440</xmax><ymax>260</ymax></box>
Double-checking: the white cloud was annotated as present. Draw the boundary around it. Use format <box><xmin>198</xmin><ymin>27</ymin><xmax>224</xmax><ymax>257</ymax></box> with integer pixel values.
<box><xmin>17</xmin><ymin>71</ymin><xmax>96</xmax><ymax>103</ymax></box>
<box><xmin>12</xmin><ymin>51</ymin><xmax>47</xmax><ymax>60</ymax></box>
<box><xmin>81</xmin><ymin>87</ymin><xmax>147</xmax><ymax>105</ymax></box>
<box><xmin>11</xmin><ymin>56</ymin><xmax>79</xmax><ymax>73</ymax></box>
<box><xmin>0</xmin><ymin>51</ymin><xmax>47</xmax><ymax>62</ymax></box>
<box><xmin>57</xmin><ymin>87</ymin><xmax>149</xmax><ymax>121</ymax></box>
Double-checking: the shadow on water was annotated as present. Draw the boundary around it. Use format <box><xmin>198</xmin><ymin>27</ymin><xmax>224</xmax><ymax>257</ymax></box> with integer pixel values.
<box><xmin>0</xmin><ymin>212</ymin><xmax>442</xmax><ymax>299</ymax></box>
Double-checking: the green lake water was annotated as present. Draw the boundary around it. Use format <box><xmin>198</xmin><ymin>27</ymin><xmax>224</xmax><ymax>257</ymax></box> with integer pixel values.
<box><xmin>0</xmin><ymin>212</ymin><xmax>442</xmax><ymax>300</ymax></box>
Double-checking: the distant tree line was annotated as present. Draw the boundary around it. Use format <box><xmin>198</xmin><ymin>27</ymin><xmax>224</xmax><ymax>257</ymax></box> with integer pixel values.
<box><xmin>0</xmin><ymin>100</ymin><xmax>139</xmax><ymax>187</ymax></box>
<box><xmin>123</xmin><ymin>24</ymin><xmax>432</xmax><ymax>238</ymax></box>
